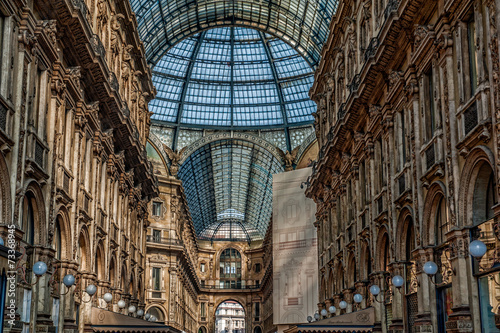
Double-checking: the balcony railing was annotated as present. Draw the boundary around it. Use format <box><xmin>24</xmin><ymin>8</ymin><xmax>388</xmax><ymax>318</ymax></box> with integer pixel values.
<box><xmin>146</xmin><ymin>236</ymin><xmax>183</xmax><ymax>246</ymax></box>
<box><xmin>278</xmin><ymin>240</ymin><xmax>306</xmax><ymax>250</ymax></box>
<box><xmin>464</xmin><ymin>100</ymin><xmax>478</xmax><ymax>135</ymax></box>
<box><xmin>202</xmin><ymin>284</ymin><xmax>261</xmax><ymax>290</ymax></box>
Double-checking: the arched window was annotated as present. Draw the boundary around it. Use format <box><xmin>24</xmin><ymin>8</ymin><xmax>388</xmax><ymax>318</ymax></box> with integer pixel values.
<box><xmin>473</xmin><ymin>164</ymin><xmax>496</xmax><ymax>225</ymax></box>
<box><xmin>335</xmin><ymin>264</ymin><xmax>344</xmax><ymax>293</ymax></box>
<box><xmin>148</xmin><ymin>306</ymin><xmax>165</xmax><ymax>323</ymax></box>
<box><xmin>219</xmin><ymin>248</ymin><xmax>242</xmax><ymax>289</ymax></box>
<box><xmin>109</xmin><ymin>257</ymin><xmax>116</xmax><ymax>287</ymax></box>
<box><xmin>403</xmin><ymin>217</ymin><xmax>418</xmax><ymax>331</ymax></box>
<box><xmin>381</xmin><ymin>233</ymin><xmax>390</xmax><ymax>271</ymax></box>
<box><xmin>54</xmin><ymin>217</ymin><xmax>62</xmax><ymax>261</ymax></box>
<box><xmin>361</xmin><ymin>240</ymin><xmax>372</xmax><ymax>280</ymax></box>
<box><xmin>129</xmin><ymin>274</ymin><xmax>134</xmax><ymax>295</ymax></box>
<box><xmin>348</xmin><ymin>255</ymin><xmax>356</xmax><ymax>287</ymax></box>
<box><xmin>22</xmin><ymin>195</ymin><xmax>36</xmax><ymax>246</ymax></box>
<box><xmin>121</xmin><ymin>268</ymin><xmax>127</xmax><ymax>291</ymax></box>
<box><xmin>435</xmin><ymin>196</ymin><xmax>449</xmax><ymax>245</ymax></box>
<box><xmin>95</xmin><ymin>245</ymin><xmax>104</xmax><ymax>281</ymax></box>
<box><xmin>77</xmin><ymin>234</ymin><xmax>88</xmax><ymax>271</ymax></box>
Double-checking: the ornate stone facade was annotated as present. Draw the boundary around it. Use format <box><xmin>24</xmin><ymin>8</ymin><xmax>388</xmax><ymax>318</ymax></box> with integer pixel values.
<box><xmin>0</xmin><ymin>0</ymin><xmax>156</xmax><ymax>331</ymax></box>
<box><xmin>307</xmin><ymin>0</ymin><xmax>500</xmax><ymax>331</ymax></box>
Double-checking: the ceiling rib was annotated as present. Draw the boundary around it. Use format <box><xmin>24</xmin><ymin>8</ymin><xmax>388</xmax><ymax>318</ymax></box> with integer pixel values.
<box><xmin>172</xmin><ymin>31</ymin><xmax>206</xmax><ymax>150</ymax></box>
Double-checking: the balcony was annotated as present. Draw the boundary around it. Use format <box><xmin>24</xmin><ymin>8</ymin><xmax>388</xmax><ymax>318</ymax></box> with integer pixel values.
<box><xmin>146</xmin><ymin>236</ymin><xmax>183</xmax><ymax>246</ymax></box>
<box><xmin>201</xmin><ymin>284</ymin><xmax>261</xmax><ymax>291</ymax></box>
<box><xmin>278</xmin><ymin>240</ymin><xmax>306</xmax><ymax>250</ymax></box>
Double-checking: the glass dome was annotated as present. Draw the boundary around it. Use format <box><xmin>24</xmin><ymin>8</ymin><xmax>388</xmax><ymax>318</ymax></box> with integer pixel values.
<box><xmin>149</xmin><ymin>27</ymin><xmax>316</xmax><ymax>129</ymax></box>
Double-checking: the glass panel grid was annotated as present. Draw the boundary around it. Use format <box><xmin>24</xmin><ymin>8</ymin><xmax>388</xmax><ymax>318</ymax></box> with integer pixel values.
<box><xmin>148</xmin><ymin>26</ymin><xmax>317</xmax><ymax>129</ymax></box>
<box><xmin>178</xmin><ymin>139</ymin><xmax>284</xmax><ymax>241</ymax></box>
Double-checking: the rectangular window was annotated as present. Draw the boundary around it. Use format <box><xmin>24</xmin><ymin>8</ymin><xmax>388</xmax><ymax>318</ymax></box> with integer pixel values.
<box><xmin>200</xmin><ymin>263</ymin><xmax>206</xmax><ymax>272</ymax></box>
<box><xmin>52</xmin><ymin>298</ymin><xmax>60</xmax><ymax>333</ymax></box>
<box><xmin>467</xmin><ymin>18</ymin><xmax>478</xmax><ymax>97</ymax></box>
<box><xmin>152</xmin><ymin>267</ymin><xmax>161</xmax><ymax>291</ymax></box>
<box><xmin>254</xmin><ymin>303</ymin><xmax>260</xmax><ymax>320</ymax></box>
<box><xmin>152</xmin><ymin>229</ymin><xmax>161</xmax><ymax>242</ymax></box>
<box><xmin>201</xmin><ymin>303</ymin><xmax>206</xmax><ymax>317</ymax></box>
<box><xmin>437</xmin><ymin>287</ymin><xmax>453</xmax><ymax>333</ymax></box>
<box><xmin>201</xmin><ymin>280</ymin><xmax>205</xmax><ymax>287</ymax></box>
<box><xmin>152</xmin><ymin>202</ymin><xmax>162</xmax><ymax>216</ymax></box>
<box><xmin>425</xmin><ymin>68</ymin><xmax>436</xmax><ymax>141</ymax></box>
<box><xmin>401</xmin><ymin>110</ymin><xmax>408</xmax><ymax>164</ymax></box>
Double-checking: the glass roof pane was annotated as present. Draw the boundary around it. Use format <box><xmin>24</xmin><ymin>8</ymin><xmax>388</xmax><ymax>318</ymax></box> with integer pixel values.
<box><xmin>149</xmin><ymin>27</ymin><xmax>315</xmax><ymax>129</ymax></box>
<box><xmin>178</xmin><ymin>139</ymin><xmax>284</xmax><ymax>241</ymax></box>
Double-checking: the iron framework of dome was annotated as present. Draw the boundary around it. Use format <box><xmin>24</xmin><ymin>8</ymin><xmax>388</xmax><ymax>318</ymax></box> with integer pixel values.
<box><xmin>148</xmin><ymin>26</ymin><xmax>318</xmax><ymax>150</ymax></box>
<box><xmin>130</xmin><ymin>0</ymin><xmax>339</xmax><ymax>67</ymax></box>
<box><xmin>178</xmin><ymin>139</ymin><xmax>283</xmax><ymax>242</ymax></box>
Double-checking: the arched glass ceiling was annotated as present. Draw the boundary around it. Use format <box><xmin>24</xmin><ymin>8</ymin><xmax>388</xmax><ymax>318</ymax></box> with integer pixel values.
<box><xmin>130</xmin><ymin>0</ymin><xmax>339</xmax><ymax>67</ymax></box>
<box><xmin>149</xmin><ymin>27</ymin><xmax>317</xmax><ymax>149</ymax></box>
<box><xmin>178</xmin><ymin>139</ymin><xmax>284</xmax><ymax>242</ymax></box>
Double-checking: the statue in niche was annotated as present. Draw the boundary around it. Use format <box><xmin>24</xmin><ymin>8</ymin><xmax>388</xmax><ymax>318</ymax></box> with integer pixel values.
<box><xmin>110</xmin><ymin>14</ymin><xmax>124</xmax><ymax>64</ymax></box>
<box><xmin>97</xmin><ymin>0</ymin><xmax>107</xmax><ymax>31</ymax></box>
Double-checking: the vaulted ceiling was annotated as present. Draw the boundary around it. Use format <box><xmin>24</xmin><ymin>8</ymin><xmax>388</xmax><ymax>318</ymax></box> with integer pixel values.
<box><xmin>178</xmin><ymin>139</ymin><xmax>284</xmax><ymax>242</ymax></box>
<box><xmin>130</xmin><ymin>0</ymin><xmax>339</xmax><ymax>67</ymax></box>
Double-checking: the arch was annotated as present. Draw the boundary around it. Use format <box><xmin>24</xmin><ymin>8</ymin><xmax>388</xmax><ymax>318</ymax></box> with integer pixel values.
<box><xmin>214</xmin><ymin>299</ymin><xmax>247</xmax><ymax>333</ymax></box>
<box><xmin>121</xmin><ymin>264</ymin><xmax>128</xmax><ymax>292</ymax></box>
<box><xmin>198</xmin><ymin>326</ymin><xmax>208</xmax><ymax>333</ymax></box>
<box><xmin>179</xmin><ymin>132</ymin><xmax>285</xmax><ymax>165</ymax></box>
<box><xmin>147</xmin><ymin>135</ymin><xmax>170</xmax><ymax>174</ymax></box>
<box><xmin>472</xmin><ymin>162</ymin><xmax>497</xmax><ymax>225</ymax></box>
<box><xmin>54</xmin><ymin>207</ymin><xmax>72</xmax><ymax>260</ymax></box>
<box><xmin>95</xmin><ymin>241</ymin><xmax>105</xmax><ymax>281</ymax></box>
<box><xmin>213</xmin><ymin>298</ymin><xmax>247</xmax><ymax>312</ymax></box>
<box><xmin>458</xmin><ymin>146</ymin><xmax>497</xmax><ymax>226</ymax></box>
<box><xmin>0</xmin><ymin>152</ymin><xmax>11</xmax><ymax>226</ymax></box>
<box><xmin>320</xmin><ymin>275</ymin><xmax>327</xmax><ymax>300</ymax></box>
<box><xmin>346</xmin><ymin>252</ymin><xmax>357</xmax><ymax>287</ymax></box>
<box><xmin>375</xmin><ymin>225</ymin><xmax>391</xmax><ymax>271</ymax></box>
<box><xmin>147</xmin><ymin>305</ymin><xmax>166</xmax><ymax>322</ymax></box>
<box><xmin>327</xmin><ymin>268</ymin><xmax>335</xmax><ymax>298</ymax></box>
<box><xmin>129</xmin><ymin>272</ymin><xmax>135</xmax><ymax>296</ymax></box>
<box><xmin>138</xmin><ymin>276</ymin><xmax>143</xmax><ymax>300</ymax></box>
<box><xmin>22</xmin><ymin>181</ymin><xmax>47</xmax><ymax>245</ymax></box>
<box><xmin>296</xmin><ymin>134</ymin><xmax>318</xmax><ymax>169</ymax></box>
<box><xmin>109</xmin><ymin>254</ymin><xmax>117</xmax><ymax>287</ymax></box>
<box><xmin>219</xmin><ymin>248</ymin><xmax>243</xmax><ymax>289</ymax></box>
<box><xmin>77</xmin><ymin>227</ymin><xmax>91</xmax><ymax>271</ymax></box>
<box><xmin>359</xmin><ymin>239</ymin><xmax>372</xmax><ymax>280</ymax></box>
<box><xmin>254</xmin><ymin>326</ymin><xmax>263</xmax><ymax>333</ymax></box>
<box><xmin>394</xmin><ymin>206</ymin><xmax>415</xmax><ymax>261</ymax></box>
<box><xmin>334</xmin><ymin>261</ymin><xmax>344</xmax><ymax>293</ymax></box>
<box><xmin>422</xmin><ymin>182</ymin><xmax>447</xmax><ymax>246</ymax></box>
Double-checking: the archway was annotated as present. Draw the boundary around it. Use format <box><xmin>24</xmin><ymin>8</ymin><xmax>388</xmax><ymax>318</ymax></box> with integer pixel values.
<box><xmin>147</xmin><ymin>306</ymin><xmax>165</xmax><ymax>323</ymax></box>
<box><xmin>215</xmin><ymin>300</ymin><xmax>246</xmax><ymax>333</ymax></box>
